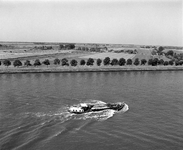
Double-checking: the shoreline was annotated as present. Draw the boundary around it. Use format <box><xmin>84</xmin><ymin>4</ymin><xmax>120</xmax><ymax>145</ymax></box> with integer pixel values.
<box><xmin>0</xmin><ymin>66</ymin><xmax>183</xmax><ymax>74</ymax></box>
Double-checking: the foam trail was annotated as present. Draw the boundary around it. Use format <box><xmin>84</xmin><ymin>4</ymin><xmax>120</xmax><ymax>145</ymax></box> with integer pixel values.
<box><xmin>26</xmin><ymin>100</ymin><xmax>128</xmax><ymax>123</ymax></box>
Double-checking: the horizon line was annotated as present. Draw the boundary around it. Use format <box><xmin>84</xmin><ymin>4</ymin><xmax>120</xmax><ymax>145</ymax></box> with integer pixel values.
<box><xmin>0</xmin><ymin>40</ymin><xmax>183</xmax><ymax>48</ymax></box>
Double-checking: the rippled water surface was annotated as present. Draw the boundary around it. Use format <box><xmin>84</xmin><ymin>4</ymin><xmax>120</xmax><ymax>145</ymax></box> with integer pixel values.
<box><xmin>0</xmin><ymin>71</ymin><xmax>183</xmax><ymax>150</ymax></box>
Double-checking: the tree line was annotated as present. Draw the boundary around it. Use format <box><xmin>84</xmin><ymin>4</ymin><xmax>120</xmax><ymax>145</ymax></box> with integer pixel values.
<box><xmin>0</xmin><ymin>57</ymin><xmax>183</xmax><ymax>68</ymax></box>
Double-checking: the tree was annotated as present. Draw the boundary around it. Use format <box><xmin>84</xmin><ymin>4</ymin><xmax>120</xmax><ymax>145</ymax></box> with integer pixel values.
<box><xmin>175</xmin><ymin>60</ymin><xmax>180</xmax><ymax>66</ymax></box>
<box><xmin>126</xmin><ymin>59</ymin><xmax>132</xmax><ymax>65</ymax></box>
<box><xmin>61</xmin><ymin>58</ymin><xmax>69</xmax><ymax>66</ymax></box>
<box><xmin>54</xmin><ymin>58</ymin><xmax>60</xmax><ymax>65</ymax></box>
<box><xmin>65</xmin><ymin>44</ymin><xmax>75</xmax><ymax>49</ymax></box>
<box><xmin>3</xmin><ymin>59</ymin><xmax>11</xmax><ymax>67</ymax></box>
<box><xmin>42</xmin><ymin>59</ymin><xmax>50</xmax><ymax>67</ymax></box>
<box><xmin>0</xmin><ymin>61</ymin><xmax>1</xmax><ymax>66</ymax></box>
<box><xmin>77</xmin><ymin>47</ymin><xmax>81</xmax><ymax>50</ymax></box>
<box><xmin>152</xmin><ymin>58</ymin><xmax>159</xmax><ymax>66</ymax></box>
<box><xmin>111</xmin><ymin>59</ymin><xmax>118</xmax><ymax>66</ymax></box>
<box><xmin>24</xmin><ymin>60</ymin><xmax>32</xmax><ymax>66</ymax></box>
<box><xmin>85</xmin><ymin>47</ymin><xmax>89</xmax><ymax>51</ymax></box>
<box><xmin>34</xmin><ymin>59</ymin><xmax>41</xmax><ymax>66</ymax></box>
<box><xmin>158</xmin><ymin>59</ymin><xmax>164</xmax><ymax>65</ymax></box>
<box><xmin>103</xmin><ymin>57</ymin><xmax>110</xmax><ymax>65</ymax></box>
<box><xmin>96</xmin><ymin>59</ymin><xmax>102</xmax><ymax>66</ymax></box>
<box><xmin>82</xmin><ymin>47</ymin><xmax>86</xmax><ymax>51</ymax></box>
<box><xmin>118</xmin><ymin>58</ymin><xmax>126</xmax><ymax>66</ymax></box>
<box><xmin>168</xmin><ymin>60</ymin><xmax>174</xmax><ymax>66</ymax></box>
<box><xmin>59</xmin><ymin>44</ymin><xmax>64</xmax><ymax>50</ymax></box>
<box><xmin>134</xmin><ymin>49</ymin><xmax>137</xmax><ymax>54</ymax></box>
<box><xmin>158</xmin><ymin>46</ymin><xmax>164</xmax><ymax>53</ymax></box>
<box><xmin>70</xmin><ymin>59</ymin><xmax>77</xmax><ymax>67</ymax></box>
<box><xmin>134</xmin><ymin>58</ymin><xmax>140</xmax><ymax>66</ymax></box>
<box><xmin>151</xmin><ymin>50</ymin><xmax>157</xmax><ymax>55</ymax></box>
<box><xmin>13</xmin><ymin>59</ymin><xmax>22</xmax><ymax>67</ymax></box>
<box><xmin>166</xmin><ymin>50</ymin><xmax>174</xmax><ymax>56</ymax></box>
<box><xmin>164</xmin><ymin>61</ymin><xmax>169</xmax><ymax>66</ymax></box>
<box><xmin>69</xmin><ymin>44</ymin><xmax>75</xmax><ymax>49</ymax></box>
<box><xmin>80</xmin><ymin>59</ymin><xmax>86</xmax><ymax>66</ymax></box>
<box><xmin>148</xmin><ymin>59</ymin><xmax>153</xmax><ymax>65</ymax></box>
<box><xmin>141</xmin><ymin>59</ymin><xmax>147</xmax><ymax>65</ymax></box>
<box><xmin>86</xmin><ymin>58</ymin><xmax>94</xmax><ymax>66</ymax></box>
<box><xmin>179</xmin><ymin>61</ymin><xmax>183</xmax><ymax>65</ymax></box>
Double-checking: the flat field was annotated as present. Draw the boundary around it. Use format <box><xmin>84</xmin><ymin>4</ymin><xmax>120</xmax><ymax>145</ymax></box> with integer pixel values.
<box><xmin>80</xmin><ymin>52</ymin><xmax>136</xmax><ymax>60</ymax></box>
<box><xmin>0</xmin><ymin>50</ymin><xmax>76</xmax><ymax>60</ymax></box>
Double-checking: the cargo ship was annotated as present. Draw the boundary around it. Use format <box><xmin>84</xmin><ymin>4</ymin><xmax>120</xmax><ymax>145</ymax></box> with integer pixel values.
<box><xmin>68</xmin><ymin>102</ymin><xmax>127</xmax><ymax>114</ymax></box>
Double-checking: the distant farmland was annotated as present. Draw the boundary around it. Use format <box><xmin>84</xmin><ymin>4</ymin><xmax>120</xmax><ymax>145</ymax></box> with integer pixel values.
<box><xmin>80</xmin><ymin>52</ymin><xmax>135</xmax><ymax>60</ymax></box>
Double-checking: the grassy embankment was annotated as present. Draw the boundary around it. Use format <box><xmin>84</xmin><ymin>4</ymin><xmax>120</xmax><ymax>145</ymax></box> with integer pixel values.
<box><xmin>1</xmin><ymin>66</ymin><xmax>183</xmax><ymax>74</ymax></box>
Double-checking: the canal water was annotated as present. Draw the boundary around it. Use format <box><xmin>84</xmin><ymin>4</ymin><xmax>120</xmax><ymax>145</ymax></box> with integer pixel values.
<box><xmin>0</xmin><ymin>71</ymin><xmax>183</xmax><ymax>150</ymax></box>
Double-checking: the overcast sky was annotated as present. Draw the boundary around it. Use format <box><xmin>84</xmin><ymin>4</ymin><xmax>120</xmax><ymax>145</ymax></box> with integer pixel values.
<box><xmin>0</xmin><ymin>0</ymin><xmax>182</xmax><ymax>46</ymax></box>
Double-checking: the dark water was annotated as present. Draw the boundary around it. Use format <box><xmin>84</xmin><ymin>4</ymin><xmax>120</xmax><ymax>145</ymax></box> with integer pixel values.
<box><xmin>0</xmin><ymin>71</ymin><xmax>183</xmax><ymax>150</ymax></box>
